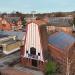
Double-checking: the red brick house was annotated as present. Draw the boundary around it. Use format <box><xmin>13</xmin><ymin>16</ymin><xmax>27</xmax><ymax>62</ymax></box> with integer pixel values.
<box><xmin>48</xmin><ymin>32</ymin><xmax>75</xmax><ymax>75</ymax></box>
<box><xmin>0</xmin><ymin>16</ymin><xmax>22</xmax><ymax>31</ymax></box>
<box><xmin>0</xmin><ymin>17</ymin><xmax>11</xmax><ymax>30</ymax></box>
<box><xmin>48</xmin><ymin>32</ymin><xmax>75</xmax><ymax>63</ymax></box>
<box><xmin>45</xmin><ymin>17</ymin><xmax>73</xmax><ymax>34</ymax></box>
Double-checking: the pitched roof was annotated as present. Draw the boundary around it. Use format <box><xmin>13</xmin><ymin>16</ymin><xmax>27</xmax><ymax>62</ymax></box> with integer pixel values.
<box><xmin>4</xmin><ymin>16</ymin><xmax>20</xmax><ymax>23</ymax></box>
<box><xmin>48</xmin><ymin>17</ymin><xmax>73</xmax><ymax>27</ymax></box>
<box><xmin>48</xmin><ymin>32</ymin><xmax>75</xmax><ymax>51</ymax></box>
<box><xmin>27</xmin><ymin>19</ymin><xmax>47</xmax><ymax>26</ymax></box>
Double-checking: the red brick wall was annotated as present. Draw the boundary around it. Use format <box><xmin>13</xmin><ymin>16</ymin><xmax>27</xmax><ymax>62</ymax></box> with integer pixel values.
<box><xmin>0</xmin><ymin>19</ymin><xmax>22</xmax><ymax>31</ymax></box>
<box><xmin>0</xmin><ymin>19</ymin><xmax>11</xmax><ymax>31</ymax></box>
<box><xmin>20</xmin><ymin>57</ymin><xmax>45</xmax><ymax>71</ymax></box>
<box><xmin>2</xmin><ymin>23</ymin><xmax>11</xmax><ymax>31</ymax></box>
<box><xmin>48</xmin><ymin>44</ymin><xmax>66</xmax><ymax>62</ymax></box>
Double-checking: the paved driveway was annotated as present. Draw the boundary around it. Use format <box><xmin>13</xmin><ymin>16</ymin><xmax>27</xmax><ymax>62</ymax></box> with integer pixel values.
<box><xmin>14</xmin><ymin>64</ymin><xmax>44</xmax><ymax>75</ymax></box>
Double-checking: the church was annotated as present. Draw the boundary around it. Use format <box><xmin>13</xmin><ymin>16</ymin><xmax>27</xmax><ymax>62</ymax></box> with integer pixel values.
<box><xmin>20</xmin><ymin>20</ymin><xmax>48</xmax><ymax>70</ymax></box>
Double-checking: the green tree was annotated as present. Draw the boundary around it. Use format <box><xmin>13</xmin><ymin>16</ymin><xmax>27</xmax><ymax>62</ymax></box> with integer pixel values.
<box><xmin>22</xmin><ymin>18</ymin><xmax>26</xmax><ymax>28</ymax></box>
<box><xmin>45</xmin><ymin>61</ymin><xmax>57</xmax><ymax>75</ymax></box>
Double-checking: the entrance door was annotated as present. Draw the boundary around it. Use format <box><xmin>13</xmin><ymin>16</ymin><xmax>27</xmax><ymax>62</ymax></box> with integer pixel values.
<box><xmin>32</xmin><ymin>59</ymin><xmax>37</xmax><ymax>67</ymax></box>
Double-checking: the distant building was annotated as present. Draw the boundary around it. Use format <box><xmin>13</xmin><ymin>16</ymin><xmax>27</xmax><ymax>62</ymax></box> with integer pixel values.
<box><xmin>0</xmin><ymin>33</ymin><xmax>21</xmax><ymax>55</ymax></box>
<box><xmin>0</xmin><ymin>16</ymin><xmax>22</xmax><ymax>31</ymax></box>
<box><xmin>4</xmin><ymin>16</ymin><xmax>22</xmax><ymax>31</ymax></box>
<box><xmin>46</xmin><ymin>17</ymin><xmax>73</xmax><ymax>34</ymax></box>
<box><xmin>0</xmin><ymin>17</ymin><xmax>11</xmax><ymax>31</ymax></box>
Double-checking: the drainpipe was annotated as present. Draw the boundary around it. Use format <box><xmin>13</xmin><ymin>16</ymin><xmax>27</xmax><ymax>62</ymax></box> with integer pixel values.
<box><xmin>66</xmin><ymin>57</ymin><xmax>70</xmax><ymax>75</ymax></box>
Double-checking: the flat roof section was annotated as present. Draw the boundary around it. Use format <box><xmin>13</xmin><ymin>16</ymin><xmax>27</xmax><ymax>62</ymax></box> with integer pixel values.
<box><xmin>0</xmin><ymin>34</ymin><xmax>9</xmax><ymax>38</ymax></box>
<box><xmin>2</xmin><ymin>39</ymin><xmax>18</xmax><ymax>45</ymax></box>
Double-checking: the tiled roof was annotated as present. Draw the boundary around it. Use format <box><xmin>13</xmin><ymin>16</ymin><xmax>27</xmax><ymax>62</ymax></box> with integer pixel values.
<box><xmin>4</xmin><ymin>17</ymin><xmax>20</xmax><ymax>23</ymax></box>
<box><xmin>48</xmin><ymin>17</ymin><xmax>73</xmax><ymax>26</ymax></box>
<box><xmin>48</xmin><ymin>32</ymin><xmax>75</xmax><ymax>50</ymax></box>
<box><xmin>27</xmin><ymin>19</ymin><xmax>47</xmax><ymax>26</ymax></box>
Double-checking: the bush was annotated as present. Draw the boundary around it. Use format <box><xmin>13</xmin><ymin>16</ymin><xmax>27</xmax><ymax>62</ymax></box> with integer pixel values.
<box><xmin>45</xmin><ymin>61</ymin><xmax>57</xmax><ymax>75</ymax></box>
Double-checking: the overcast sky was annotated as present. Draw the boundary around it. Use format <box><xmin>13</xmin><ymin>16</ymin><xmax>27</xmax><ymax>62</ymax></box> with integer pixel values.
<box><xmin>0</xmin><ymin>0</ymin><xmax>75</xmax><ymax>13</ymax></box>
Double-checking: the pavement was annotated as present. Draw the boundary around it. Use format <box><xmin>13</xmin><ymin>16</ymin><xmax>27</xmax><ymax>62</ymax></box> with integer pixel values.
<box><xmin>0</xmin><ymin>51</ymin><xmax>20</xmax><ymax>69</ymax></box>
<box><xmin>14</xmin><ymin>64</ymin><xmax>44</xmax><ymax>75</ymax></box>
<box><xmin>0</xmin><ymin>51</ymin><xmax>44</xmax><ymax>75</ymax></box>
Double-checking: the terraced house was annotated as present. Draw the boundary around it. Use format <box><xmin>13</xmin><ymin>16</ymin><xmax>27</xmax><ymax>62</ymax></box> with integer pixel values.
<box><xmin>0</xmin><ymin>16</ymin><xmax>22</xmax><ymax>31</ymax></box>
<box><xmin>46</xmin><ymin>17</ymin><xmax>73</xmax><ymax>34</ymax></box>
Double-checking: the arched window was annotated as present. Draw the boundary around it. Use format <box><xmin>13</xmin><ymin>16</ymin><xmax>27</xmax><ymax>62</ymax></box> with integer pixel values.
<box><xmin>30</xmin><ymin>47</ymin><xmax>36</xmax><ymax>55</ymax></box>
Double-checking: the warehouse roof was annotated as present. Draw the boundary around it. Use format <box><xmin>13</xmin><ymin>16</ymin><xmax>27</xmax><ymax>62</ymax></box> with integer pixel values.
<box><xmin>48</xmin><ymin>32</ymin><xmax>75</xmax><ymax>50</ymax></box>
<box><xmin>0</xmin><ymin>34</ymin><xmax>9</xmax><ymax>38</ymax></box>
<box><xmin>48</xmin><ymin>17</ymin><xmax>73</xmax><ymax>27</ymax></box>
